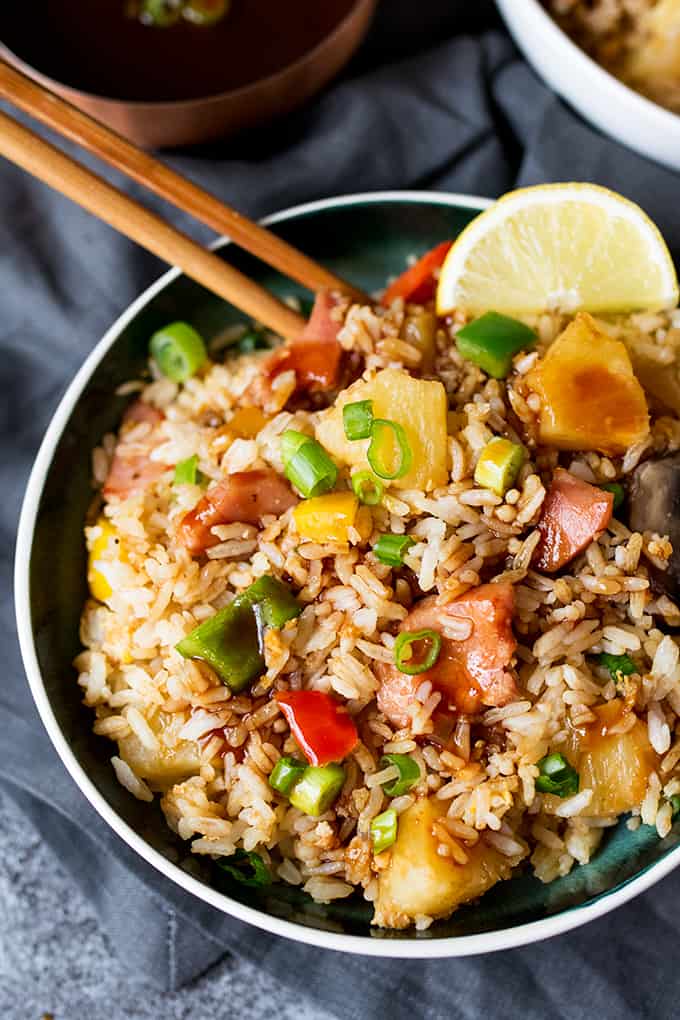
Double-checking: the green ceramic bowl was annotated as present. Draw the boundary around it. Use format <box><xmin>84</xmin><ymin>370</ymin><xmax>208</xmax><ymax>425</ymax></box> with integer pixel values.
<box><xmin>15</xmin><ymin>192</ymin><xmax>680</xmax><ymax>956</ymax></box>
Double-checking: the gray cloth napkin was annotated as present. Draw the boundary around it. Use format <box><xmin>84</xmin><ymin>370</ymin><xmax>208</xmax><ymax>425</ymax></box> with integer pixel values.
<box><xmin>3</xmin><ymin>2</ymin><xmax>680</xmax><ymax>1013</ymax></box>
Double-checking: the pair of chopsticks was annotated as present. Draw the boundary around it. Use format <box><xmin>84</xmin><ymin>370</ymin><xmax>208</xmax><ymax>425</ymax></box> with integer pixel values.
<box><xmin>0</xmin><ymin>60</ymin><xmax>367</xmax><ymax>340</ymax></box>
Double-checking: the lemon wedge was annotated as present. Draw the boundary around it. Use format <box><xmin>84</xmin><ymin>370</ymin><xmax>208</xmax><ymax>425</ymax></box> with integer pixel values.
<box><xmin>437</xmin><ymin>183</ymin><xmax>678</xmax><ymax>316</ymax></box>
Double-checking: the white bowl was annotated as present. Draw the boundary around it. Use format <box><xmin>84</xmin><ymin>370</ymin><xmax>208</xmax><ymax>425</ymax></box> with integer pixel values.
<box><xmin>496</xmin><ymin>0</ymin><xmax>680</xmax><ymax>172</ymax></box>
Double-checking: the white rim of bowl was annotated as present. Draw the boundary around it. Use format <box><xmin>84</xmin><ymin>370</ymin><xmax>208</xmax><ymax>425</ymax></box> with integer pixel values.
<box><xmin>14</xmin><ymin>189</ymin><xmax>680</xmax><ymax>957</ymax></box>
<box><xmin>498</xmin><ymin>0</ymin><xmax>680</xmax><ymax>132</ymax></box>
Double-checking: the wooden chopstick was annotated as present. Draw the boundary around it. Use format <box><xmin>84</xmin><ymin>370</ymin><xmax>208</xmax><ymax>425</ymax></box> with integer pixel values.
<box><xmin>0</xmin><ymin>109</ymin><xmax>307</xmax><ymax>339</ymax></box>
<box><xmin>0</xmin><ymin>59</ymin><xmax>368</xmax><ymax>305</ymax></box>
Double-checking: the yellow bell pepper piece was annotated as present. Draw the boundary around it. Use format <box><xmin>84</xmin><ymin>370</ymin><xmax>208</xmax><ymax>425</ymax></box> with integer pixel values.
<box><xmin>87</xmin><ymin>518</ymin><xmax>126</xmax><ymax>601</ymax></box>
<box><xmin>474</xmin><ymin>437</ymin><xmax>525</xmax><ymax>496</ymax></box>
<box><xmin>293</xmin><ymin>492</ymin><xmax>359</xmax><ymax>543</ymax></box>
<box><xmin>229</xmin><ymin>406</ymin><xmax>270</xmax><ymax>439</ymax></box>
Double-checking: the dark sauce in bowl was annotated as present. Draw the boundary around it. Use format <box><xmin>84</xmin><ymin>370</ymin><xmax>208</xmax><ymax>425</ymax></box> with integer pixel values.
<box><xmin>0</xmin><ymin>0</ymin><xmax>357</xmax><ymax>102</ymax></box>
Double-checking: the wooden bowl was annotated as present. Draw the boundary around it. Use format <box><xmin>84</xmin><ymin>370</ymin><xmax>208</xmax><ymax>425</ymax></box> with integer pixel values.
<box><xmin>0</xmin><ymin>0</ymin><xmax>377</xmax><ymax>149</ymax></box>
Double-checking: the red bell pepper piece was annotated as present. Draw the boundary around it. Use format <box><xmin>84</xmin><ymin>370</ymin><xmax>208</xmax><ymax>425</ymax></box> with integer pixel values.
<box><xmin>275</xmin><ymin>690</ymin><xmax>359</xmax><ymax>766</ymax></box>
<box><xmin>380</xmin><ymin>241</ymin><xmax>453</xmax><ymax>307</ymax></box>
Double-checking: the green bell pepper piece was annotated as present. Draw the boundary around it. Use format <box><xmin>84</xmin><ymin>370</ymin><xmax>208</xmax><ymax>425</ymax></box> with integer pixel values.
<box><xmin>456</xmin><ymin>311</ymin><xmax>536</xmax><ymax>378</ymax></box>
<box><xmin>176</xmin><ymin>575</ymin><xmax>301</xmax><ymax>691</ymax></box>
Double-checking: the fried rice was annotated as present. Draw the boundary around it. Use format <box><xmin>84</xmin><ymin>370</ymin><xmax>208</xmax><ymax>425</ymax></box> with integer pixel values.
<box><xmin>544</xmin><ymin>0</ymin><xmax>680</xmax><ymax>113</ymax></box>
<box><xmin>76</xmin><ymin>278</ymin><xmax>680</xmax><ymax>930</ymax></box>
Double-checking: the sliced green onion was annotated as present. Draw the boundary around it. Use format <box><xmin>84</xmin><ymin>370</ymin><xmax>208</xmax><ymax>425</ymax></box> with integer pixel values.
<box><xmin>456</xmin><ymin>312</ymin><xmax>536</xmax><ymax>379</ymax></box>
<box><xmin>367</xmin><ymin>419</ymin><xmax>412</xmax><ymax>480</ymax></box>
<box><xmin>289</xmin><ymin>763</ymin><xmax>345</xmax><ymax>816</ymax></box>
<box><xmin>370</xmin><ymin>808</ymin><xmax>398</xmax><ymax>854</ymax></box>
<box><xmin>351</xmin><ymin>470</ymin><xmax>384</xmax><ymax>506</ymax></box>
<box><xmin>283</xmin><ymin>436</ymin><xmax>338</xmax><ymax>498</ymax></box>
<box><xmin>281</xmin><ymin>429</ymin><xmax>312</xmax><ymax>464</ymax></box>
<box><xmin>380</xmin><ymin>754</ymin><xmax>421</xmax><ymax>797</ymax></box>
<box><xmin>600</xmin><ymin>482</ymin><xmax>625</xmax><ymax>511</ymax></box>
<box><xmin>150</xmin><ymin>321</ymin><xmax>207</xmax><ymax>382</ymax></box>
<box><xmin>669</xmin><ymin>794</ymin><xmax>680</xmax><ymax>818</ymax></box>
<box><xmin>269</xmin><ymin>756</ymin><xmax>307</xmax><ymax>797</ymax></box>
<box><xmin>173</xmin><ymin>454</ymin><xmax>202</xmax><ymax>486</ymax></box>
<box><xmin>373</xmin><ymin>533</ymin><xmax>414</xmax><ymax>567</ymax></box>
<box><xmin>535</xmin><ymin>753</ymin><xmax>579</xmax><ymax>798</ymax></box>
<box><xmin>236</xmin><ymin>328</ymin><xmax>269</xmax><ymax>354</ymax></box>
<box><xmin>474</xmin><ymin>437</ymin><xmax>525</xmax><ymax>497</ymax></box>
<box><xmin>216</xmin><ymin>849</ymin><xmax>271</xmax><ymax>888</ymax></box>
<box><xmin>140</xmin><ymin>0</ymin><xmax>182</xmax><ymax>27</ymax></box>
<box><xmin>343</xmin><ymin>400</ymin><xmax>374</xmax><ymax>441</ymax></box>
<box><xmin>394</xmin><ymin>629</ymin><xmax>441</xmax><ymax>675</ymax></box>
<box><xmin>598</xmin><ymin>652</ymin><xmax>637</xmax><ymax>683</ymax></box>
<box><xmin>281</xmin><ymin>430</ymin><xmax>338</xmax><ymax>500</ymax></box>
<box><xmin>182</xmin><ymin>0</ymin><xmax>231</xmax><ymax>26</ymax></box>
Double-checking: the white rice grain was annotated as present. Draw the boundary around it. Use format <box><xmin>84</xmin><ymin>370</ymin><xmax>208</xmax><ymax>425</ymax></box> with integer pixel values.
<box><xmin>648</xmin><ymin>702</ymin><xmax>671</xmax><ymax>755</ymax></box>
<box><xmin>125</xmin><ymin>707</ymin><xmax>159</xmax><ymax>751</ymax></box>
<box><xmin>302</xmin><ymin>877</ymin><xmax>354</xmax><ymax>902</ymax></box>
<box><xmin>483</xmin><ymin>701</ymin><xmax>532</xmax><ymax>725</ymax></box>
<box><xmin>602</xmin><ymin>625</ymin><xmax>642</xmax><ymax>652</ymax></box>
<box><xmin>485</xmin><ymin>831</ymin><xmax>525</xmax><ymax>857</ymax></box>
<box><xmin>554</xmin><ymin>789</ymin><xmax>593</xmax><ymax>818</ymax></box>
<box><xmin>111</xmin><ymin>756</ymin><xmax>153</xmax><ymax>802</ymax></box>
<box><xmin>366</xmin><ymin>765</ymin><xmax>399</xmax><ymax>789</ymax></box>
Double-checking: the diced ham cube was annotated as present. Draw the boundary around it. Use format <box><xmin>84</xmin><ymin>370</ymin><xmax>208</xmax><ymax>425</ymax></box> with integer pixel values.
<box><xmin>533</xmin><ymin>468</ymin><xmax>614</xmax><ymax>573</ymax></box>
<box><xmin>376</xmin><ymin>583</ymin><xmax>518</xmax><ymax>728</ymax></box>
<box><xmin>177</xmin><ymin>468</ymin><xmax>298</xmax><ymax>555</ymax></box>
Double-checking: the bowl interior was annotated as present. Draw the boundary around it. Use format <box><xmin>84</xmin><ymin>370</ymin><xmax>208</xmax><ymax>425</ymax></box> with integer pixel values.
<box><xmin>0</xmin><ymin>0</ymin><xmax>361</xmax><ymax>103</ymax></box>
<box><xmin>26</xmin><ymin>195</ymin><xmax>680</xmax><ymax>943</ymax></box>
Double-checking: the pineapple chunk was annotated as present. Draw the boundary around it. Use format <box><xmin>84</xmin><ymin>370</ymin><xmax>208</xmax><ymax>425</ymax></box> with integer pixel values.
<box><xmin>315</xmin><ymin>369</ymin><xmax>448</xmax><ymax>491</ymax></box>
<box><xmin>117</xmin><ymin>712</ymin><xmax>201</xmax><ymax>791</ymax></box>
<box><xmin>625</xmin><ymin>341</ymin><xmax>680</xmax><ymax>416</ymax></box>
<box><xmin>577</xmin><ymin>703</ymin><xmax>658</xmax><ymax>816</ymax></box>
<box><xmin>373</xmin><ymin>797</ymin><xmax>520</xmax><ymax>928</ymax></box>
<box><xmin>527</xmin><ymin>313</ymin><xmax>649</xmax><ymax>454</ymax></box>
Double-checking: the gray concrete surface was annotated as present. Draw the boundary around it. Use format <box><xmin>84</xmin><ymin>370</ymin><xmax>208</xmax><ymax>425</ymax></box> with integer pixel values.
<box><xmin>0</xmin><ymin>791</ymin><xmax>334</xmax><ymax>1020</ymax></box>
